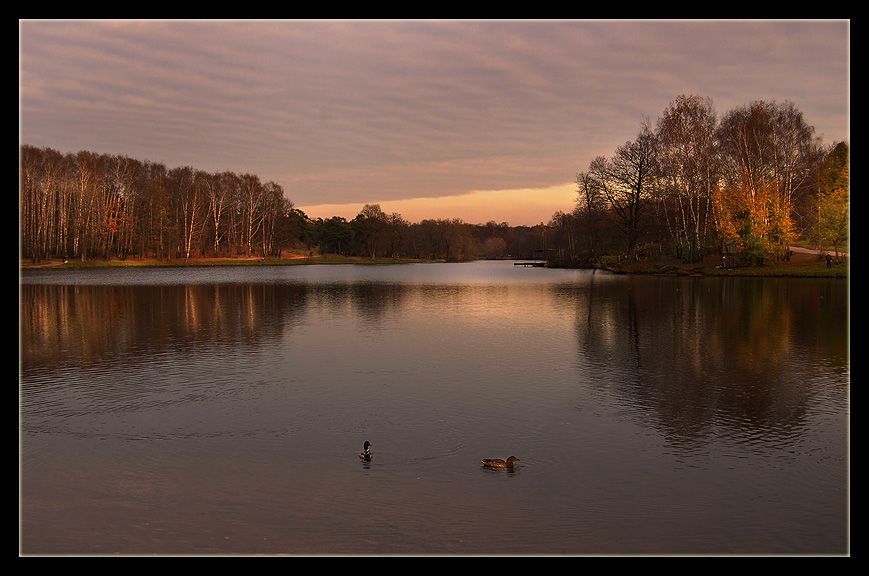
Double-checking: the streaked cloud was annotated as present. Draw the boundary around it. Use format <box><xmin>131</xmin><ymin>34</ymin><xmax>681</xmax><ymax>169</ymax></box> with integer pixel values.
<box><xmin>19</xmin><ymin>19</ymin><xmax>849</xmax><ymax>225</ymax></box>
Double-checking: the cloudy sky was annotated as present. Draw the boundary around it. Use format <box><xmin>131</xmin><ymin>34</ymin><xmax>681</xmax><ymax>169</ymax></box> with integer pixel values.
<box><xmin>19</xmin><ymin>19</ymin><xmax>849</xmax><ymax>225</ymax></box>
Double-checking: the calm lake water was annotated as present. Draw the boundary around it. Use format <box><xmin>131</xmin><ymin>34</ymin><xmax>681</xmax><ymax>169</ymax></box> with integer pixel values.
<box><xmin>19</xmin><ymin>261</ymin><xmax>849</xmax><ymax>555</ymax></box>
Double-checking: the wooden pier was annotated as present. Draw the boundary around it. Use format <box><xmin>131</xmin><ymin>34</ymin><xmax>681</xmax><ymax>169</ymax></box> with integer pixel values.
<box><xmin>514</xmin><ymin>262</ymin><xmax>546</xmax><ymax>267</ymax></box>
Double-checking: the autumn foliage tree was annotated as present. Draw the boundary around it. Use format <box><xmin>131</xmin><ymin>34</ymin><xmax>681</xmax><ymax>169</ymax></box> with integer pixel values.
<box><xmin>812</xmin><ymin>141</ymin><xmax>849</xmax><ymax>257</ymax></box>
<box><xmin>715</xmin><ymin>100</ymin><xmax>826</xmax><ymax>263</ymax></box>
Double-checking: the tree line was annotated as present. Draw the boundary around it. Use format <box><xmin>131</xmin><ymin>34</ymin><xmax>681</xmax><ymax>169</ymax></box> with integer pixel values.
<box><xmin>19</xmin><ymin>148</ymin><xmax>296</xmax><ymax>262</ymax></box>
<box><xmin>18</xmin><ymin>145</ymin><xmax>545</xmax><ymax>263</ymax></box>
<box><xmin>547</xmin><ymin>95</ymin><xmax>849</xmax><ymax>267</ymax></box>
<box><xmin>300</xmin><ymin>205</ymin><xmax>546</xmax><ymax>262</ymax></box>
<box><xmin>20</xmin><ymin>94</ymin><xmax>848</xmax><ymax>266</ymax></box>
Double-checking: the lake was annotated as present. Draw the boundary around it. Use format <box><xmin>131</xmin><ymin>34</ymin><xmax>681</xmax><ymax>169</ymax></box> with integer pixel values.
<box><xmin>19</xmin><ymin>261</ymin><xmax>849</xmax><ymax>555</ymax></box>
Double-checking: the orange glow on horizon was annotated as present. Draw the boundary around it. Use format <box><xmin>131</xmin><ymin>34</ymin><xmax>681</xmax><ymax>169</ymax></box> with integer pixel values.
<box><xmin>296</xmin><ymin>183</ymin><xmax>576</xmax><ymax>227</ymax></box>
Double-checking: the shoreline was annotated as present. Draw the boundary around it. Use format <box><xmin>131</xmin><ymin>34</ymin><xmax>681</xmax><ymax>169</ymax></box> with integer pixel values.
<box><xmin>19</xmin><ymin>253</ymin><xmax>445</xmax><ymax>270</ymax></box>
<box><xmin>20</xmin><ymin>251</ymin><xmax>847</xmax><ymax>278</ymax></box>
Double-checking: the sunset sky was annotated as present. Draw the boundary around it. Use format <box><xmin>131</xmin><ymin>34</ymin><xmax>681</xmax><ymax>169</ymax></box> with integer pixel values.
<box><xmin>19</xmin><ymin>20</ymin><xmax>849</xmax><ymax>226</ymax></box>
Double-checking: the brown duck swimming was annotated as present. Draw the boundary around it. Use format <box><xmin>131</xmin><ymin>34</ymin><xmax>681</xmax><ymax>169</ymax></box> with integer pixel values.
<box><xmin>481</xmin><ymin>456</ymin><xmax>520</xmax><ymax>468</ymax></box>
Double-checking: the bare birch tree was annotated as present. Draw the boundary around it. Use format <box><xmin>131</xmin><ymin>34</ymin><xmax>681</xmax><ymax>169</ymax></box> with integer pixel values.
<box><xmin>656</xmin><ymin>94</ymin><xmax>718</xmax><ymax>262</ymax></box>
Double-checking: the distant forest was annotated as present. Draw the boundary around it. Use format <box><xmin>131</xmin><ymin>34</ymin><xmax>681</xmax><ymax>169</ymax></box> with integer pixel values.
<box><xmin>20</xmin><ymin>95</ymin><xmax>849</xmax><ymax>265</ymax></box>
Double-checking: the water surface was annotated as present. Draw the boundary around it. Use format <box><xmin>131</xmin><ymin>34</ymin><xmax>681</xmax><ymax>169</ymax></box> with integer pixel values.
<box><xmin>19</xmin><ymin>261</ymin><xmax>849</xmax><ymax>555</ymax></box>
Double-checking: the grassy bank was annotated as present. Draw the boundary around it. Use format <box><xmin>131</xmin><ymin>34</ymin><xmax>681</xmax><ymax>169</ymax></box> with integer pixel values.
<box><xmin>601</xmin><ymin>250</ymin><xmax>848</xmax><ymax>278</ymax></box>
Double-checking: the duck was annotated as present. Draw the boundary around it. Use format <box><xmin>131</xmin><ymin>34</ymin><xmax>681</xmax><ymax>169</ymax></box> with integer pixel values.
<box><xmin>481</xmin><ymin>456</ymin><xmax>520</xmax><ymax>469</ymax></box>
<box><xmin>360</xmin><ymin>441</ymin><xmax>372</xmax><ymax>461</ymax></box>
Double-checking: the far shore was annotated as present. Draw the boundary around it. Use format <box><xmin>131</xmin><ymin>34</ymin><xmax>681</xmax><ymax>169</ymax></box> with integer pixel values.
<box><xmin>19</xmin><ymin>252</ymin><xmax>444</xmax><ymax>270</ymax></box>
<box><xmin>20</xmin><ymin>248</ymin><xmax>847</xmax><ymax>278</ymax></box>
